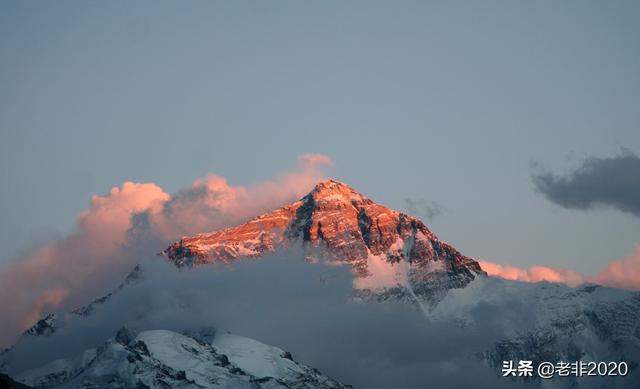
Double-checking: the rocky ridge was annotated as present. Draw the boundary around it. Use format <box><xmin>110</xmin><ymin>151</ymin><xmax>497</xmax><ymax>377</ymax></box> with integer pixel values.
<box><xmin>163</xmin><ymin>179</ymin><xmax>485</xmax><ymax>295</ymax></box>
<box><xmin>14</xmin><ymin>328</ymin><xmax>348</xmax><ymax>388</ymax></box>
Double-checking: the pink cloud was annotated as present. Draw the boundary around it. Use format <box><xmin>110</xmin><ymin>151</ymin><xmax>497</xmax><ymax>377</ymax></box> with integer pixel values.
<box><xmin>77</xmin><ymin>182</ymin><xmax>170</xmax><ymax>249</ymax></box>
<box><xmin>20</xmin><ymin>288</ymin><xmax>70</xmax><ymax>330</ymax></box>
<box><xmin>478</xmin><ymin>261</ymin><xmax>585</xmax><ymax>287</ymax></box>
<box><xmin>480</xmin><ymin>245</ymin><xmax>640</xmax><ymax>291</ymax></box>
<box><xmin>591</xmin><ymin>245</ymin><xmax>640</xmax><ymax>291</ymax></box>
<box><xmin>0</xmin><ymin>154</ymin><xmax>333</xmax><ymax>348</ymax></box>
<box><xmin>0</xmin><ymin>182</ymin><xmax>170</xmax><ymax>347</ymax></box>
<box><xmin>148</xmin><ymin>153</ymin><xmax>333</xmax><ymax>239</ymax></box>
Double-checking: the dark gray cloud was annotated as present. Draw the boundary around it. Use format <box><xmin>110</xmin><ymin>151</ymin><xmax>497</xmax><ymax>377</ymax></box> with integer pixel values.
<box><xmin>3</xmin><ymin>252</ymin><xmax>534</xmax><ymax>389</ymax></box>
<box><xmin>532</xmin><ymin>151</ymin><xmax>640</xmax><ymax>218</ymax></box>
<box><xmin>403</xmin><ymin>198</ymin><xmax>446</xmax><ymax>221</ymax></box>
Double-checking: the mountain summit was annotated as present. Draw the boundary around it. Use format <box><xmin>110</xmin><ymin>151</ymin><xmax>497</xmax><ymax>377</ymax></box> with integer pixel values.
<box><xmin>164</xmin><ymin>179</ymin><xmax>485</xmax><ymax>293</ymax></box>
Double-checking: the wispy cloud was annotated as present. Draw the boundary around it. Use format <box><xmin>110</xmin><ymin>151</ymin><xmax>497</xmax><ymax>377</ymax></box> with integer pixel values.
<box><xmin>403</xmin><ymin>198</ymin><xmax>445</xmax><ymax>221</ymax></box>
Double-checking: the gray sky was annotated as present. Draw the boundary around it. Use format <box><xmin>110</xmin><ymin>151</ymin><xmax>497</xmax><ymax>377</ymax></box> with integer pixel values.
<box><xmin>1</xmin><ymin>0</ymin><xmax>639</xmax><ymax>274</ymax></box>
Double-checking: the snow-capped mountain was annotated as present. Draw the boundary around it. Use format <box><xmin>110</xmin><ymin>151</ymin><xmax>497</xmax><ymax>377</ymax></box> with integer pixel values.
<box><xmin>3</xmin><ymin>179</ymin><xmax>639</xmax><ymax>388</ymax></box>
<box><xmin>433</xmin><ymin>277</ymin><xmax>640</xmax><ymax>383</ymax></box>
<box><xmin>163</xmin><ymin>179</ymin><xmax>485</xmax><ymax>297</ymax></box>
<box><xmin>157</xmin><ymin>179</ymin><xmax>640</xmax><ymax>386</ymax></box>
<box><xmin>14</xmin><ymin>328</ymin><xmax>348</xmax><ymax>388</ymax></box>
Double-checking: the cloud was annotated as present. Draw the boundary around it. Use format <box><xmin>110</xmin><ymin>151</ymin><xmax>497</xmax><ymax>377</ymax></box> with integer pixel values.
<box><xmin>478</xmin><ymin>260</ymin><xmax>586</xmax><ymax>287</ymax></box>
<box><xmin>77</xmin><ymin>182</ymin><xmax>170</xmax><ymax>247</ymax></box>
<box><xmin>532</xmin><ymin>150</ymin><xmax>640</xmax><ymax>217</ymax></box>
<box><xmin>21</xmin><ymin>288</ymin><xmax>70</xmax><ymax>331</ymax></box>
<box><xmin>0</xmin><ymin>154</ymin><xmax>333</xmax><ymax>348</ymax></box>
<box><xmin>3</xmin><ymin>254</ymin><xmax>524</xmax><ymax>389</ymax></box>
<box><xmin>0</xmin><ymin>182</ymin><xmax>170</xmax><ymax>348</ymax></box>
<box><xmin>480</xmin><ymin>244</ymin><xmax>640</xmax><ymax>291</ymax></box>
<box><xmin>403</xmin><ymin>198</ymin><xmax>445</xmax><ymax>221</ymax></box>
<box><xmin>145</xmin><ymin>153</ymin><xmax>333</xmax><ymax>239</ymax></box>
<box><xmin>591</xmin><ymin>245</ymin><xmax>640</xmax><ymax>291</ymax></box>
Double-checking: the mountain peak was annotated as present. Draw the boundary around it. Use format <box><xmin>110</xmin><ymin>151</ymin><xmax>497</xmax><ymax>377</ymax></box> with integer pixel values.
<box><xmin>163</xmin><ymin>180</ymin><xmax>485</xmax><ymax>292</ymax></box>
<box><xmin>310</xmin><ymin>178</ymin><xmax>355</xmax><ymax>193</ymax></box>
<box><xmin>306</xmin><ymin>179</ymin><xmax>368</xmax><ymax>203</ymax></box>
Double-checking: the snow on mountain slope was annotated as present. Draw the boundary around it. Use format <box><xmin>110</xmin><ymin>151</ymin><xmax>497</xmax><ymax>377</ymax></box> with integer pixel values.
<box><xmin>430</xmin><ymin>276</ymin><xmax>640</xmax><ymax>387</ymax></box>
<box><xmin>211</xmin><ymin>332</ymin><xmax>302</xmax><ymax>380</ymax></box>
<box><xmin>21</xmin><ymin>314</ymin><xmax>57</xmax><ymax>338</ymax></box>
<box><xmin>70</xmin><ymin>264</ymin><xmax>144</xmax><ymax>318</ymax></box>
<box><xmin>14</xmin><ymin>328</ymin><xmax>348</xmax><ymax>389</ymax></box>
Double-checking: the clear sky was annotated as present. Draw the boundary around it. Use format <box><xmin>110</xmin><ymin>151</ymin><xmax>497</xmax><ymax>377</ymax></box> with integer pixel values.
<box><xmin>1</xmin><ymin>0</ymin><xmax>639</xmax><ymax>274</ymax></box>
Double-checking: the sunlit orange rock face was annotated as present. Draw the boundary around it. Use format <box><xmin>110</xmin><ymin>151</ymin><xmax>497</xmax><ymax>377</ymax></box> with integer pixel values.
<box><xmin>164</xmin><ymin>180</ymin><xmax>484</xmax><ymax>283</ymax></box>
